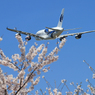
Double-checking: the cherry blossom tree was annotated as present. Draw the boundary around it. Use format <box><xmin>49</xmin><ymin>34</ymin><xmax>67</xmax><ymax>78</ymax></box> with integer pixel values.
<box><xmin>0</xmin><ymin>35</ymin><xmax>66</xmax><ymax>95</ymax></box>
<box><xmin>0</xmin><ymin>35</ymin><xmax>95</xmax><ymax>95</ymax></box>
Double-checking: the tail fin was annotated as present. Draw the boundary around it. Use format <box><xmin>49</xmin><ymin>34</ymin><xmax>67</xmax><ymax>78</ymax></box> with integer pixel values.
<box><xmin>57</xmin><ymin>8</ymin><xmax>64</xmax><ymax>27</ymax></box>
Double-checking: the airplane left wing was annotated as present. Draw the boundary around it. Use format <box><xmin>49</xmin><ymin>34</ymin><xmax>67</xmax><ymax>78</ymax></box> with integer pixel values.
<box><xmin>6</xmin><ymin>28</ymin><xmax>44</xmax><ymax>39</ymax></box>
<box><xmin>58</xmin><ymin>30</ymin><xmax>95</xmax><ymax>38</ymax></box>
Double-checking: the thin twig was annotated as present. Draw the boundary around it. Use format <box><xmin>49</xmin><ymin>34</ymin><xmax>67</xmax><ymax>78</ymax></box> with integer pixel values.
<box><xmin>43</xmin><ymin>77</ymin><xmax>53</xmax><ymax>90</ymax></box>
<box><xmin>15</xmin><ymin>66</ymin><xmax>38</xmax><ymax>95</ymax></box>
<box><xmin>4</xmin><ymin>89</ymin><xmax>7</xmax><ymax>95</ymax></box>
<box><xmin>20</xmin><ymin>78</ymin><xmax>22</xmax><ymax>88</ymax></box>
<box><xmin>57</xmin><ymin>82</ymin><xmax>62</xmax><ymax>89</ymax></box>
<box><xmin>60</xmin><ymin>83</ymin><xmax>65</xmax><ymax>92</ymax></box>
<box><xmin>40</xmin><ymin>89</ymin><xmax>43</xmax><ymax>95</ymax></box>
<box><xmin>65</xmin><ymin>83</ymin><xmax>70</xmax><ymax>92</ymax></box>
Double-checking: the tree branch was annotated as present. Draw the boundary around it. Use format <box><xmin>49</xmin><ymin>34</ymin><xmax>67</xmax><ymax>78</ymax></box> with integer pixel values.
<box><xmin>15</xmin><ymin>66</ymin><xmax>38</xmax><ymax>95</ymax></box>
<box><xmin>4</xmin><ymin>89</ymin><xmax>7</xmax><ymax>95</ymax></box>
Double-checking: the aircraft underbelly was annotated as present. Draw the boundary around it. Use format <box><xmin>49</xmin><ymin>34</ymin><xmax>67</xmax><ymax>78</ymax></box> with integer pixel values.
<box><xmin>46</xmin><ymin>30</ymin><xmax>63</xmax><ymax>40</ymax></box>
<box><xmin>36</xmin><ymin>30</ymin><xmax>63</xmax><ymax>40</ymax></box>
<box><xmin>57</xmin><ymin>30</ymin><xmax>63</xmax><ymax>36</ymax></box>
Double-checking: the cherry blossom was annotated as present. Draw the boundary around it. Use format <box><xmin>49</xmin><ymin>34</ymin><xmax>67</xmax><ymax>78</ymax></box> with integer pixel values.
<box><xmin>0</xmin><ymin>37</ymin><xmax>3</xmax><ymax>41</ymax></box>
<box><xmin>1</xmin><ymin>34</ymin><xmax>94</xmax><ymax>95</ymax></box>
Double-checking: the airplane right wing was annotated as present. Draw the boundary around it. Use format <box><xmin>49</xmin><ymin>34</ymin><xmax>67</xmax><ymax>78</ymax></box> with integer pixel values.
<box><xmin>58</xmin><ymin>30</ymin><xmax>95</xmax><ymax>39</ymax></box>
<box><xmin>6</xmin><ymin>27</ymin><xmax>44</xmax><ymax>39</ymax></box>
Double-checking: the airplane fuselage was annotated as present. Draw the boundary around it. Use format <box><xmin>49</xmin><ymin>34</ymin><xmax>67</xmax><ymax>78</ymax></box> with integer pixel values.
<box><xmin>36</xmin><ymin>27</ymin><xmax>64</xmax><ymax>40</ymax></box>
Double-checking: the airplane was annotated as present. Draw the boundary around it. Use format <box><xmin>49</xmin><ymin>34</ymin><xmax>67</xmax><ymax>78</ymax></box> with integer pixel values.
<box><xmin>6</xmin><ymin>8</ymin><xmax>95</xmax><ymax>41</ymax></box>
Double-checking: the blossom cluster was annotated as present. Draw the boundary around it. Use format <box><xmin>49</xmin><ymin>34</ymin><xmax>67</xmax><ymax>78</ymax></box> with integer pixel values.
<box><xmin>0</xmin><ymin>34</ymin><xmax>94</xmax><ymax>95</ymax></box>
<box><xmin>0</xmin><ymin>37</ymin><xmax>3</xmax><ymax>41</ymax></box>
<box><xmin>0</xmin><ymin>35</ymin><xmax>66</xmax><ymax>95</ymax></box>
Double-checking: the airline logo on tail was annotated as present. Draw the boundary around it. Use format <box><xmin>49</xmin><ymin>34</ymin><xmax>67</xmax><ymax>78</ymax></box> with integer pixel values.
<box><xmin>60</xmin><ymin>14</ymin><xmax>63</xmax><ymax>22</ymax></box>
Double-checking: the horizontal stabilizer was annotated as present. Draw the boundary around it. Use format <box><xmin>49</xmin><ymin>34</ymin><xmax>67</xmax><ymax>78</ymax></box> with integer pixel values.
<box><xmin>46</xmin><ymin>27</ymin><xmax>63</xmax><ymax>31</ymax></box>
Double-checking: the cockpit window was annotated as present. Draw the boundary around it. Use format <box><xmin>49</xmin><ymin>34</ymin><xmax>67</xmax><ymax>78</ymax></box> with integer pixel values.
<box><xmin>45</xmin><ymin>29</ymin><xmax>48</xmax><ymax>33</ymax></box>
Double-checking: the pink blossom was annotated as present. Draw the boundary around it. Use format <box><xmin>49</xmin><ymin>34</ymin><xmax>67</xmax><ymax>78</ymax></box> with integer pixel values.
<box><xmin>59</xmin><ymin>38</ymin><xmax>66</xmax><ymax>48</ymax></box>
<box><xmin>53</xmin><ymin>88</ymin><xmax>58</xmax><ymax>95</ymax></box>
<box><xmin>41</xmin><ymin>47</ymin><xmax>47</xmax><ymax>56</ymax></box>
<box><xmin>15</xmin><ymin>35</ymin><xmax>24</xmax><ymax>47</ymax></box>
<box><xmin>58</xmin><ymin>92</ymin><xmax>62</xmax><ymax>95</ymax></box>
<box><xmin>18</xmin><ymin>69</ymin><xmax>25</xmax><ymax>78</ymax></box>
<box><xmin>24</xmin><ymin>41</ymin><xmax>28</xmax><ymax>45</ymax></box>
<box><xmin>34</xmin><ymin>42</ymin><xmax>38</xmax><ymax>46</ymax></box>
<box><xmin>36</xmin><ymin>44</ymin><xmax>44</xmax><ymax>52</ymax></box>
<box><xmin>7</xmin><ymin>74</ymin><xmax>13</xmax><ymax>80</ymax></box>
<box><xmin>43</xmin><ymin>68</ymin><xmax>48</xmax><ymax>72</ymax></box>
<box><xmin>38</xmin><ymin>56</ymin><xmax>43</xmax><ymax>62</ymax></box>
<box><xmin>12</xmin><ymin>54</ymin><xmax>20</xmax><ymax>61</ymax></box>
<box><xmin>29</xmin><ymin>85</ymin><xmax>34</xmax><ymax>91</ymax></box>
<box><xmin>33</xmin><ymin>77</ymin><xmax>40</xmax><ymax>85</ymax></box>
<box><xmin>0</xmin><ymin>37</ymin><xmax>3</xmax><ymax>41</ymax></box>
<box><xmin>37</xmin><ymin>70</ymin><xmax>41</xmax><ymax>75</ymax></box>
<box><xmin>28</xmin><ymin>67</ymin><xmax>32</xmax><ymax>72</ymax></box>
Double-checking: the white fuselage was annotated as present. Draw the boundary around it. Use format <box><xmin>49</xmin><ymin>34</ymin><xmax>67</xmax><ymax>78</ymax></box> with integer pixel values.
<box><xmin>35</xmin><ymin>27</ymin><xmax>64</xmax><ymax>40</ymax></box>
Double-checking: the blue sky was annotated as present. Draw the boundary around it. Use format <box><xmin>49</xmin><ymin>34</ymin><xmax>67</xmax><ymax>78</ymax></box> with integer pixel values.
<box><xmin>0</xmin><ymin>0</ymin><xmax>95</xmax><ymax>94</ymax></box>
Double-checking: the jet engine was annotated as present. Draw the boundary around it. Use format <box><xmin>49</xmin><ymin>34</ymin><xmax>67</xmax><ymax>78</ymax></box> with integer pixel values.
<box><xmin>75</xmin><ymin>34</ymin><xmax>82</xmax><ymax>39</ymax></box>
<box><xmin>51</xmin><ymin>33</ymin><xmax>54</xmax><ymax>38</ymax></box>
<box><xmin>51</xmin><ymin>32</ymin><xmax>56</xmax><ymax>38</ymax></box>
<box><xmin>60</xmin><ymin>37</ymin><xmax>65</xmax><ymax>41</ymax></box>
<box><xmin>25</xmin><ymin>35</ymin><xmax>31</xmax><ymax>41</ymax></box>
<box><xmin>15</xmin><ymin>33</ymin><xmax>21</xmax><ymax>36</ymax></box>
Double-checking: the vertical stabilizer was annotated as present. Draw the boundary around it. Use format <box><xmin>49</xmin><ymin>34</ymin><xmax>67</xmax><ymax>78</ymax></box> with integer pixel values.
<box><xmin>57</xmin><ymin>8</ymin><xmax>64</xmax><ymax>27</ymax></box>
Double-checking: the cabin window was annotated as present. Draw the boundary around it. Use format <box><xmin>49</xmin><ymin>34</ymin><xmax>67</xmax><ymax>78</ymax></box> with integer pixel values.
<box><xmin>45</xmin><ymin>29</ymin><xmax>48</xmax><ymax>33</ymax></box>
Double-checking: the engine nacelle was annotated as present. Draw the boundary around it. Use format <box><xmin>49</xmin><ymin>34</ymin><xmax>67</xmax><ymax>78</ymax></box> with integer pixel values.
<box><xmin>75</xmin><ymin>34</ymin><xmax>82</xmax><ymax>39</ymax></box>
<box><xmin>60</xmin><ymin>37</ymin><xmax>65</xmax><ymax>41</ymax></box>
<box><xmin>15</xmin><ymin>33</ymin><xmax>21</xmax><ymax>36</ymax></box>
<box><xmin>51</xmin><ymin>32</ymin><xmax>56</xmax><ymax>38</ymax></box>
<box><xmin>25</xmin><ymin>35</ymin><xmax>31</xmax><ymax>41</ymax></box>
